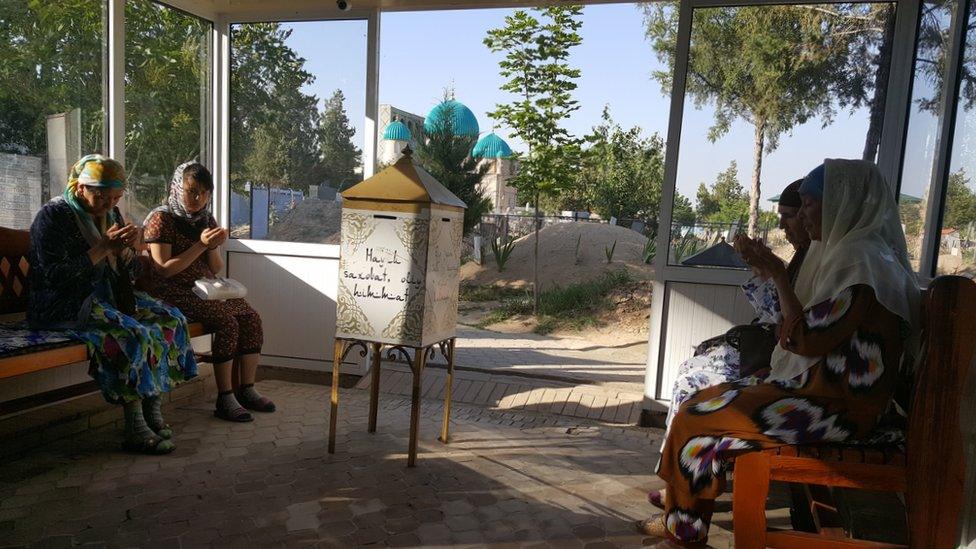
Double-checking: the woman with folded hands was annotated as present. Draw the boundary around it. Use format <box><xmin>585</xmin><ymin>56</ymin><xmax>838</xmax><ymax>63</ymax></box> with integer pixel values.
<box><xmin>28</xmin><ymin>155</ymin><xmax>198</xmax><ymax>454</ymax></box>
<box><xmin>144</xmin><ymin>162</ymin><xmax>274</xmax><ymax>423</ymax></box>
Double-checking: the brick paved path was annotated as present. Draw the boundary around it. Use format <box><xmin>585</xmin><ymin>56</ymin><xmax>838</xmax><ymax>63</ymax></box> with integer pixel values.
<box><xmin>0</xmin><ymin>380</ymin><xmax>743</xmax><ymax>548</ymax></box>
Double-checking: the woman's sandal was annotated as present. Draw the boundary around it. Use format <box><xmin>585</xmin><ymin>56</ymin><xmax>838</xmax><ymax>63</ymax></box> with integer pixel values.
<box><xmin>237</xmin><ymin>387</ymin><xmax>276</xmax><ymax>413</ymax></box>
<box><xmin>214</xmin><ymin>406</ymin><xmax>253</xmax><ymax>423</ymax></box>
<box><xmin>647</xmin><ymin>488</ymin><xmax>666</xmax><ymax>510</ymax></box>
<box><xmin>148</xmin><ymin>423</ymin><xmax>173</xmax><ymax>440</ymax></box>
<box><xmin>122</xmin><ymin>435</ymin><xmax>175</xmax><ymax>455</ymax></box>
<box><xmin>635</xmin><ymin>515</ymin><xmax>708</xmax><ymax>547</ymax></box>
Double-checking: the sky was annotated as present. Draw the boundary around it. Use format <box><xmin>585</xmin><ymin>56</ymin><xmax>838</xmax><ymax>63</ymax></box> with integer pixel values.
<box><xmin>275</xmin><ymin>3</ymin><xmax>976</xmax><ymax>212</ymax></box>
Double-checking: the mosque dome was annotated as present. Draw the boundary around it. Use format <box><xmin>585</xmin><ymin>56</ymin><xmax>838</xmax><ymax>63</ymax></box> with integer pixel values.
<box><xmin>424</xmin><ymin>100</ymin><xmax>480</xmax><ymax>137</ymax></box>
<box><xmin>382</xmin><ymin>119</ymin><xmax>412</xmax><ymax>142</ymax></box>
<box><xmin>472</xmin><ymin>133</ymin><xmax>513</xmax><ymax>159</ymax></box>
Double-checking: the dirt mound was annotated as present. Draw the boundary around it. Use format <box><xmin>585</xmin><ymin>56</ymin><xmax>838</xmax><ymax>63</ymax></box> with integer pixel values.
<box><xmin>461</xmin><ymin>221</ymin><xmax>653</xmax><ymax>289</ymax></box>
<box><xmin>267</xmin><ymin>198</ymin><xmax>342</xmax><ymax>244</ymax></box>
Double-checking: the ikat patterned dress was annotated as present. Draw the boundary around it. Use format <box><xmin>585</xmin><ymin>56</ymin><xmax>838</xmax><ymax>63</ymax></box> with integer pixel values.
<box><xmin>656</xmin><ymin>284</ymin><xmax>904</xmax><ymax>543</ymax></box>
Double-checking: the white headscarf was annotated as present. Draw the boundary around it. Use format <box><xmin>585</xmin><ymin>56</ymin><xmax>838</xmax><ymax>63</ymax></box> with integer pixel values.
<box><xmin>768</xmin><ymin>159</ymin><xmax>920</xmax><ymax>382</ymax></box>
<box><xmin>145</xmin><ymin>161</ymin><xmax>212</xmax><ymax>230</ymax></box>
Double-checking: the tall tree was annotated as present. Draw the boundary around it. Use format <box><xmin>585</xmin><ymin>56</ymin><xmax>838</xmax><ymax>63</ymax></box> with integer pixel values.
<box><xmin>485</xmin><ymin>5</ymin><xmax>583</xmax><ymax>313</ymax></box>
<box><xmin>318</xmin><ymin>89</ymin><xmax>362</xmax><ymax>191</ymax></box>
<box><xmin>643</xmin><ymin>3</ymin><xmax>879</xmax><ymax>236</ymax></box>
<box><xmin>416</xmin><ymin>94</ymin><xmax>492</xmax><ymax>237</ymax></box>
<box><xmin>944</xmin><ymin>169</ymin><xmax>976</xmax><ymax>231</ymax></box>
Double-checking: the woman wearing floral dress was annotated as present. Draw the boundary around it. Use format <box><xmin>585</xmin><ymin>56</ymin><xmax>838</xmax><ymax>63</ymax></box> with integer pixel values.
<box><xmin>144</xmin><ymin>162</ymin><xmax>274</xmax><ymax>423</ymax></box>
<box><xmin>639</xmin><ymin>159</ymin><xmax>920</xmax><ymax>545</ymax></box>
<box><xmin>27</xmin><ymin>155</ymin><xmax>198</xmax><ymax>455</ymax></box>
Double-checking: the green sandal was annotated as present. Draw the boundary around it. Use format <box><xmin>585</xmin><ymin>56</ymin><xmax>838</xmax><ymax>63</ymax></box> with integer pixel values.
<box><xmin>122</xmin><ymin>435</ymin><xmax>175</xmax><ymax>455</ymax></box>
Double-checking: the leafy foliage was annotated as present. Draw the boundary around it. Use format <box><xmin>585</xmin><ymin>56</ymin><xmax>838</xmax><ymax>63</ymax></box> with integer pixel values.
<box><xmin>694</xmin><ymin>161</ymin><xmax>749</xmax><ymax>224</ymax></box>
<box><xmin>576</xmin><ymin>107</ymin><xmax>665</xmax><ymax>230</ymax></box>
<box><xmin>484</xmin><ymin>5</ymin><xmax>584</xmax><ymax>200</ymax></box>
<box><xmin>0</xmin><ymin>2</ymin><xmax>362</xmax><ymax>215</ymax></box>
<box><xmin>318</xmin><ymin>90</ymin><xmax>362</xmax><ymax>191</ymax></box>
<box><xmin>643</xmin><ymin>2</ymin><xmax>889</xmax><ymax>235</ymax></box>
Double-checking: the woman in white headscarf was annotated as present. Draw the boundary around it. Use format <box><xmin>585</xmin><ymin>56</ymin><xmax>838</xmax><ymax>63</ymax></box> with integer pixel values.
<box><xmin>638</xmin><ymin>159</ymin><xmax>920</xmax><ymax>546</ymax></box>
<box><xmin>144</xmin><ymin>162</ymin><xmax>274</xmax><ymax>423</ymax></box>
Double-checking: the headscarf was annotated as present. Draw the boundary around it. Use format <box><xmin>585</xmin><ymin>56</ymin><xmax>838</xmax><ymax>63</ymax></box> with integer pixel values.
<box><xmin>779</xmin><ymin>178</ymin><xmax>803</xmax><ymax>209</ymax></box>
<box><xmin>798</xmin><ymin>163</ymin><xmax>825</xmax><ymax>201</ymax></box>
<box><xmin>145</xmin><ymin>161</ymin><xmax>212</xmax><ymax>231</ymax></box>
<box><xmin>62</xmin><ymin>154</ymin><xmax>128</xmax><ymax>271</ymax></box>
<box><xmin>768</xmin><ymin>159</ymin><xmax>920</xmax><ymax>382</ymax></box>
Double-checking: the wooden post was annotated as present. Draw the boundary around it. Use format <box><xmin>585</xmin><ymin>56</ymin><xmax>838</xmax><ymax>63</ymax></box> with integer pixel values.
<box><xmin>367</xmin><ymin>342</ymin><xmax>382</xmax><ymax>433</ymax></box>
<box><xmin>407</xmin><ymin>345</ymin><xmax>425</xmax><ymax>467</ymax></box>
<box><xmin>328</xmin><ymin>339</ymin><xmax>344</xmax><ymax>454</ymax></box>
<box><xmin>439</xmin><ymin>338</ymin><xmax>456</xmax><ymax>443</ymax></box>
<box><xmin>732</xmin><ymin>452</ymin><xmax>771</xmax><ymax>549</ymax></box>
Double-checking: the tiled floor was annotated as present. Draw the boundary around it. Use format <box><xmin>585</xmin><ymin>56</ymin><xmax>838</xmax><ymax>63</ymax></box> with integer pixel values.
<box><xmin>0</xmin><ymin>379</ymin><xmax>740</xmax><ymax>548</ymax></box>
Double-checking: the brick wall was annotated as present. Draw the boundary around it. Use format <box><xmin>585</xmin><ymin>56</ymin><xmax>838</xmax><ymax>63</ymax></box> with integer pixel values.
<box><xmin>0</xmin><ymin>153</ymin><xmax>44</xmax><ymax>230</ymax></box>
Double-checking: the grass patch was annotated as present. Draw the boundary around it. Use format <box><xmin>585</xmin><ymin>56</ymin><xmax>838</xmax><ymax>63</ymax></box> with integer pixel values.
<box><xmin>475</xmin><ymin>270</ymin><xmax>635</xmax><ymax>334</ymax></box>
<box><xmin>459</xmin><ymin>284</ymin><xmax>527</xmax><ymax>302</ymax></box>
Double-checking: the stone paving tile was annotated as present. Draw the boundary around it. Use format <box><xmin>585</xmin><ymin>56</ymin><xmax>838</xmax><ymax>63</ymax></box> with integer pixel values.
<box><xmin>0</xmin><ymin>380</ymin><xmax>745</xmax><ymax>548</ymax></box>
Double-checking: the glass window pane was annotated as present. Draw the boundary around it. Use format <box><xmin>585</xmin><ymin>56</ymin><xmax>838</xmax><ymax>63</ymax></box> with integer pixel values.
<box><xmin>0</xmin><ymin>0</ymin><xmax>106</xmax><ymax>229</ymax></box>
<box><xmin>124</xmin><ymin>0</ymin><xmax>212</xmax><ymax>224</ymax></box>
<box><xmin>664</xmin><ymin>3</ymin><xmax>896</xmax><ymax>268</ymax></box>
<box><xmin>230</xmin><ymin>20</ymin><xmax>367</xmax><ymax>243</ymax></box>
<box><xmin>901</xmin><ymin>0</ymin><xmax>953</xmax><ymax>273</ymax></box>
<box><xmin>937</xmin><ymin>0</ymin><xmax>976</xmax><ymax>276</ymax></box>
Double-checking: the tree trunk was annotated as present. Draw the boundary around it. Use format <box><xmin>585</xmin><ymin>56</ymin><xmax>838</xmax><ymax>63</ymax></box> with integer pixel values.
<box><xmin>749</xmin><ymin>118</ymin><xmax>766</xmax><ymax>238</ymax></box>
<box><xmin>863</xmin><ymin>4</ymin><xmax>896</xmax><ymax>161</ymax></box>
<box><xmin>533</xmin><ymin>192</ymin><xmax>540</xmax><ymax>316</ymax></box>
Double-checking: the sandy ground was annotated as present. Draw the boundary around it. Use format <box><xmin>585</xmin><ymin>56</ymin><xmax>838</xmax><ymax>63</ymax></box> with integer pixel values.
<box><xmin>461</xmin><ymin>221</ymin><xmax>654</xmax><ymax>289</ymax></box>
<box><xmin>460</xmin><ymin>222</ymin><xmax>653</xmax><ymax>345</ymax></box>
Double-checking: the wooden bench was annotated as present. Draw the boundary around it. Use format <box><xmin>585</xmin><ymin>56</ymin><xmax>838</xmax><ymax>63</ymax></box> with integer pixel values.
<box><xmin>0</xmin><ymin>226</ymin><xmax>208</xmax><ymax>381</ymax></box>
<box><xmin>732</xmin><ymin>275</ymin><xmax>976</xmax><ymax>549</ymax></box>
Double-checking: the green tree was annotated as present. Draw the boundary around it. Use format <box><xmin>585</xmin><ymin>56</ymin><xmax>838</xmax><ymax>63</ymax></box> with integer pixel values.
<box><xmin>124</xmin><ymin>0</ymin><xmax>211</xmax><ymax>208</ymax></box>
<box><xmin>672</xmin><ymin>193</ymin><xmax>696</xmax><ymax>226</ymax></box>
<box><xmin>318</xmin><ymin>89</ymin><xmax>362</xmax><ymax>191</ymax></box>
<box><xmin>0</xmin><ymin>0</ymin><xmax>105</xmax><ymax>155</ymax></box>
<box><xmin>230</xmin><ymin>23</ymin><xmax>323</xmax><ymax>196</ymax></box>
<box><xmin>944</xmin><ymin>169</ymin><xmax>976</xmax><ymax>231</ymax></box>
<box><xmin>578</xmin><ymin>107</ymin><xmax>665</xmax><ymax>231</ymax></box>
<box><xmin>643</xmin><ymin>3</ymin><xmax>880</xmax><ymax>236</ymax></box>
<box><xmin>415</xmin><ymin>96</ymin><xmax>492</xmax><ymax>237</ymax></box>
<box><xmin>484</xmin><ymin>5</ymin><xmax>584</xmax><ymax>313</ymax></box>
<box><xmin>695</xmin><ymin>161</ymin><xmax>749</xmax><ymax>224</ymax></box>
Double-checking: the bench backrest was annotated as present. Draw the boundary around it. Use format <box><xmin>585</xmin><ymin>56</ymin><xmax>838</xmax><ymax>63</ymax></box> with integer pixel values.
<box><xmin>0</xmin><ymin>227</ymin><xmax>30</xmax><ymax>315</ymax></box>
<box><xmin>906</xmin><ymin>275</ymin><xmax>976</xmax><ymax>548</ymax></box>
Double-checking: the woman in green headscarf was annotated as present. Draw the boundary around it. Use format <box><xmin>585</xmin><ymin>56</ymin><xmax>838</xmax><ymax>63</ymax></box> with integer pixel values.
<box><xmin>27</xmin><ymin>154</ymin><xmax>198</xmax><ymax>455</ymax></box>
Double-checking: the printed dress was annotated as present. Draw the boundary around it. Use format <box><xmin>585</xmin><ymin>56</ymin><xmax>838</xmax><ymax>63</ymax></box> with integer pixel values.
<box><xmin>143</xmin><ymin>211</ymin><xmax>263</xmax><ymax>363</ymax></box>
<box><xmin>656</xmin><ymin>284</ymin><xmax>904</xmax><ymax>543</ymax></box>
<box><xmin>665</xmin><ymin>276</ymin><xmax>782</xmax><ymax>428</ymax></box>
<box><xmin>27</xmin><ymin>200</ymin><xmax>198</xmax><ymax>404</ymax></box>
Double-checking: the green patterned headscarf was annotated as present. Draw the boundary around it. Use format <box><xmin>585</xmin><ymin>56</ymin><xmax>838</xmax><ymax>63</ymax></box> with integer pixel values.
<box><xmin>63</xmin><ymin>154</ymin><xmax>127</xmax><ymax>234</ymax></box>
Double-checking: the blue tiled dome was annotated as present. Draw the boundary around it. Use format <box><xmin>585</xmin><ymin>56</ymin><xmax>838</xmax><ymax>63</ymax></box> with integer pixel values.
<box><xmin>382</xmin><ymin>120</ymin><xmax>412</xmax><ymax>142</ymax></box>
<box><xmin>472</xmin><ymin>133</ymin><xmax>513</xmax><ymax>159</ymax></box>
<box><xmin>424</xmin><ymin>100</ymin><xmax>480</xmax><ymax>137</ymax></box>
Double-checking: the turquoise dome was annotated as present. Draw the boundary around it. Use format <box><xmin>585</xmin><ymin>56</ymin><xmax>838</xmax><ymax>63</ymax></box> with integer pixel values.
<box><xmin>382</xmin><ymin>120</ymin><xmax>412</xmax><ymax>142</ymax></box>
<box><xmin>424</xmin><ymin>100</ymin><xmax>480</xmax><ymax>137</ymax></box>
<box><xmin>472</xmin><ymin>133</ymin><xmax>513</xmax><ymax>159</ymax></box>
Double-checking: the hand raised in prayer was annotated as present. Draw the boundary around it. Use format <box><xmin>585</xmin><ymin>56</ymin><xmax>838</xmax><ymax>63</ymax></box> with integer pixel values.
<box><xmin>200</xmin><ymin>227</ymin><xmax>226</xmax><ymax>249</ymax></box>
<box><xmin>105</xmin><ymin>222</ymin><xmax>139</xmax><ymax>252</ymax></box>
<box><xmin>734</xmin><ymin>234</ymin><xmax>786</xmax><ymax>280</ymax></box>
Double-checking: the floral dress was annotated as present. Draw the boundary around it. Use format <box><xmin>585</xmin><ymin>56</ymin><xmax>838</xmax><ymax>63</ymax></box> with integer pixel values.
<box><xmin>656</xmin><ymin>285</ymin><xmax>905</xmax><ymax>543</ymax></box>
<box><xmin>143</xmin><ymin>210</ymin><xmax>263</xmax><ymax>364</ymax></box>
<box><xmin>665</xmin><ymin>276</ymin><xmax>782</xmax><ymax>428</ymax></box>
<box><xmin>27</xmin><ymin>199</ymin><xmax>198</xmax><ymax>404</ymax></box>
